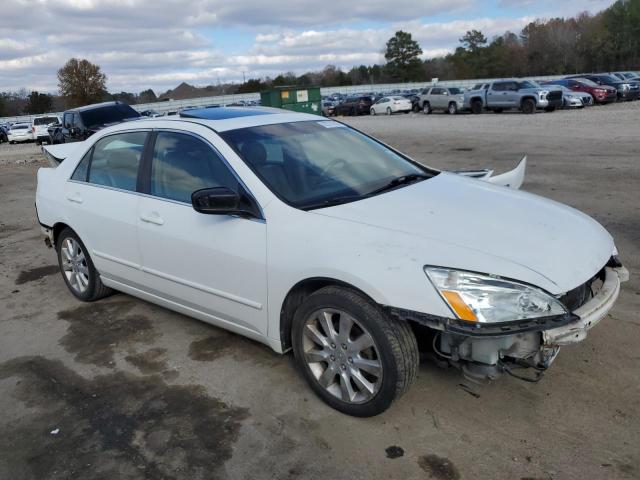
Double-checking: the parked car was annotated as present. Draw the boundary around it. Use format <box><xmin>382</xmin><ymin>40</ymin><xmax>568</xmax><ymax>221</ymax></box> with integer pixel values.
<box><xmin>566</xmin><ymin>74</ymin><xmax>639</xmax><ymax>101</ymax></box>
<box><xmin>321</xmin><ymin>101</ymin><xmax>336</xmax><ymax>117</ymax></box>
<box><xmin>464</xmin><ymin>80</ymin><xmax>562</xmax><ymax>114</ymax></box>
<box><xmin>541</xmin><ymin>84</ymin><xmax>593</xmax><ymax>108</ymax></box>
<box><xmin>7</xmin><ymin>122</ymin><xmax>33</xmax><ymax>143</ymax></box>
<box><xmin>0</xmin><ymin>124</ymin><xmax>9</xmax><ymax>143</ymax></box>
<box><xmin>370</xmin><ymin>96</ymin><xmax>412</xmax><ymax>115</ymax></box>
<box><xmin>611</xmin><ymin>72</ymin><xmax>640</xmax><ymax>82</ymax></box>
<box><xmin>36</xmin><ymin>107</ymin><xmax>627</xmax><ymax>416</ymax></box>
<box><xmin>401</xmin><ymin>93</ymin><xmax>421</xmax><ymax>112</ymax></box>
<box><xmin>334</xmin><ymin>96</ymin><xmax>373</xmax><ymax>116</ymax></box>
<box><xmin>50</xmin><ymin>101</ymin><xmax>142</xmax><ymax>144</ymax></box>
<box><xmin>552</xmin><ymin>78</ymin><xmax>617</xmax><ymax>104</ymax></box>
<box><xmin>139</xmin><ymin>109</ymin><xmax>162</xmax><ymax>117</ymax></box>
<box><xmin>32</xmin><ymin>115</ymin><xmax>61</xmax><ymax>145</ymax></box>
<box><xmin>420</xmin><ymin>86</ymin><xmax>465</xmax><ymax>114</ymax></box>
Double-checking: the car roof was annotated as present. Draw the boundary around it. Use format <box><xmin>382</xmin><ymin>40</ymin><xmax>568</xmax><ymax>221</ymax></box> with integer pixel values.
<box><xmin>99</xmin><ymin>107</ymin><xmax>325</xmax><ymax>134</ymax></box>
<box><xmin>66</xmin><ymin>101</ymin><xmax>131</xmax><ymax>113</ymax></box>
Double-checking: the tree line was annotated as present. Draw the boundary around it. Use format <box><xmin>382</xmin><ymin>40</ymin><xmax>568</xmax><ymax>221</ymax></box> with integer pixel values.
<box><xmin>1</xmin><ymin>0</ymin><xmax>638</xmax><ymax>117</ymax></box>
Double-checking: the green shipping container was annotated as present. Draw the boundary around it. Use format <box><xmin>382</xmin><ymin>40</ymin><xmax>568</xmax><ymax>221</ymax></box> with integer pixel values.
<box><xmin>260</xmin><ymin>86</ymin><xmax>322</xmax><ymax>115</ymax></box>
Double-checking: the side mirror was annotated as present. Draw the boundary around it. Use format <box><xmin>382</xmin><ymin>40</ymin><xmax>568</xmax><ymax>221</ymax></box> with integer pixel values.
<box><xmin>191</xmin><ymin>186</ymin><xmax>261</xmax><ymax>219</ymax></box>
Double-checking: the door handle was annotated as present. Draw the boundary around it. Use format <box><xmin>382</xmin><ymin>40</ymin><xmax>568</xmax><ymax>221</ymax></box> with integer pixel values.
<box><xmin>140</xmin><ymin>213</ymin><xmax>164</xmax><ymax>226</ymax></box>
<box><xmin>66</xmin><ymin>194</ymin><xmax>83</xmax><ymax>204</ymax></box>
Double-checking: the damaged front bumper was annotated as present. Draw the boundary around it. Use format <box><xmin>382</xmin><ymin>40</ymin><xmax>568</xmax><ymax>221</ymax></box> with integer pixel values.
<box><xmin>388</xmin><ymin>265</ymin><xmax>628</xmax><ymax>381</ymax></box>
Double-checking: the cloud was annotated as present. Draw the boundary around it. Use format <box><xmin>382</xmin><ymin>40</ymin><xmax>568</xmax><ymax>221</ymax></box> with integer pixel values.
<box><xmin>0</xmin><ymin>0</ymin><xmax>615</xmax><ymax>94</ymax></box>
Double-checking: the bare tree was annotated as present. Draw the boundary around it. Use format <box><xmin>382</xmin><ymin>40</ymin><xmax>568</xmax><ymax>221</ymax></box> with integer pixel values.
<box><xmin>57</xmin><ymin>58</ymin><xmax>107</xmax><ymax>108</ymax></box>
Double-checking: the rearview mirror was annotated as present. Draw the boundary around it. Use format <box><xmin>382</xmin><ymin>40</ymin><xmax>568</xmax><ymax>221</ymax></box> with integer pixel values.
<box><xmin>191</xmin><ymin>186</ymin><xmax>262</xmax><ymax>219</ymax></box>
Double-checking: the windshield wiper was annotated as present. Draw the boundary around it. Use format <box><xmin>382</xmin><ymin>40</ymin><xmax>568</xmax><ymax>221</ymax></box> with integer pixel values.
<box><xmin>366</xmin><ymin>173</ymin><xmax>429</xmax><ymax>196</ymax></box>
<box><xmin>300</xmin><ymin>195</ymin><xmax>364</xmax><ymax>211</ymax></box>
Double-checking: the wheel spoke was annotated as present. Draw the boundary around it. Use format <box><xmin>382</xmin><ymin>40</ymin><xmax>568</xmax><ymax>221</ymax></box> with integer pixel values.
<box><xmin>352</xmin><ymin>357</ymin><xmax>381</xmax><ymax>377</ymax></box>
<box><xmin>338</xmin><ymin>313</ymin><xmax>354</xmax><ymax>342</ymax></box>
<box><xmin>350</xmin><ymin>333</ymin><xmax>374</xmax><ymax>353</ymax></box>
<box><xmin>349</xmin><ymin>368</ymin><xmax>376</xmax><ymax>399</ymax></box>
<box><xmin>305</xmin><ymin>349</ymin><xmax>329</xmax><ymax>363</ymax></box>
<box><xmin>318</xmin><ymin>365</ymin><xmax>337</xmax><ymax>388</ymax></box>
<box><xmin>317</xmin><ymin>311</ymin><xmax>337</xmax><ymax>341</ymax></box>
<box><xmin>304</xmin><ymin>324</ymin><xmax>330</xmax><ymax>348</ymax></box>
<box><xmin>339</xmin><ymin>371</ymin><xmax>356</xmax><ymax>402</ymax></box>
<box><xmin>76</xmin><ymin>251</ymin><xmax>85</xmax><ymax>263</ymax></box>
<box><xmin>78</xmin><ymin>264</ymin><xmax>89</xmax><ymax>276</ymax></box>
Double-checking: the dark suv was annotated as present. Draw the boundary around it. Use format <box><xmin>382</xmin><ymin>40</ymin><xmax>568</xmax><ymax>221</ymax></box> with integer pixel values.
<box><xmin>51</xmin><ymin>101</ymin><xmax>141</xmax><ymax>143</ymax></box>
<box><xmin>334</xmin><ymin>96</ymin><xmax>373</xmax><ymax>116</ymax></box>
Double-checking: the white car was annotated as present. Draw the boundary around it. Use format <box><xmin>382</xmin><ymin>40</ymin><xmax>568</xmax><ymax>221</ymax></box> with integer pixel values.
<box><xmin>370</xmin><ymin>96</ymin><xmax>412</xmax><ymax>115</ymax></box>
<box><xmin>7</xmin><ymin>123</ymin><xmax>34</xmax><ymax>143</ymax></box>
<box><xmin>32</xmin><ymin>115</ymin><xmax>61</xmax><ymax>144</ymax></box>
<box><xmin>35</xmin><ymin>108</ymin><xmax>627</xmax><ymax>416</ymax></box>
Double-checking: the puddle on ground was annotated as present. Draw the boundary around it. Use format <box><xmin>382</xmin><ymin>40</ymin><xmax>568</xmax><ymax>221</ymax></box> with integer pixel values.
<box><xmin>0</xmin><ymin>356</ymin><xmax>249</xmax><ymax>480</ymax></box>
<box><xmin>418</xmin><ymin>454</ymin><xmax>460</xmax><ymax>480</ymax></box>
<box><xmin>15</xmin><ymin>265</ymin><xmax>59</xmax><ymax>285</ymax></box>
<box><xmin>125</xmin><ymin>347</ymin><xmax>178</xmax><ymax>380</ymax></box>
<box><xmin>58</xmin><ymin>300</ymin><xmax>158</xmax><ymax>367</ymax></box>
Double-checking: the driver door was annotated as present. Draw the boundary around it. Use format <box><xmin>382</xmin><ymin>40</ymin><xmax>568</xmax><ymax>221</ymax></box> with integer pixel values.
<box><xmin>136</xmin><ymin>130</ymin><xmax>268</xmax><ymax>337</ymax></box>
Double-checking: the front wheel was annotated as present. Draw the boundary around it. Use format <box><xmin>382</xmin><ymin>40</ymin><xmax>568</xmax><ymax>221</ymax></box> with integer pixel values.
<box><xmin>370</xmin><ymin>107</ymin><xmax>376</xmax><ymax>116</ymax></box>
<box><xmin>448</xmin><ymin>102</ymin><xmax>458</xmax><ymax>115</ymax></box>
<box><xmin>386</xmin><ymin>107</ymin><xmax>392</xmax><ymax>116</ymax></box>
<box><xmin>521</xmin><ymin>98</ymin><xmax>536</xmax><ymax>114</ymax></box>
<box><xmin>56</xmin><ymin>228</ymin><xmax>113</xmax><ymax>301</ymax></box>
<box><xmin>471</xmin><ymin>100</ymin><xmax>483</xmax><ymax>114</ymax></box>
<box><xmin>292</xmin><ymin>286</ymin><xmax>418</xmax><ymax>417</ymax></box>
<box><xmin>422</xmin><ymin>102</ymin><xmax>432</xmax><ymax>114</ymax></box>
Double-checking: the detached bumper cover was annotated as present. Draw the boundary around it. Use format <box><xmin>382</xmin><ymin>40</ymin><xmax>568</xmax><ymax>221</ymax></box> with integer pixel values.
<box><xmin>543</xmin><ymin>266</ymin><xmax>628</xmax><ymax>346</ymax></box>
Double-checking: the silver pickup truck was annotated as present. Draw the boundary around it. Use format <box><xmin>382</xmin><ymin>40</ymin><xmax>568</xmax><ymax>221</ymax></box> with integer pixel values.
<box><xmin>464</xmin><ymin>80</ymin><xmax>563</xmax><ymax>114</ymax></box>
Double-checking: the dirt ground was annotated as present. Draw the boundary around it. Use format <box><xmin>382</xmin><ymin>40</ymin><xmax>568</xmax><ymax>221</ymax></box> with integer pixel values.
<box><xmin>1</xmin><ymin>103</ymin><xmax>639</xmax><ymax>480</ymax></box>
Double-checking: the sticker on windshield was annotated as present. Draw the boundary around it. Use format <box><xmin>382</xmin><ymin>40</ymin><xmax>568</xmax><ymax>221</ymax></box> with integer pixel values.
<box><xmin>317</xmin><ymin>121</ymin><xmax>347</xmax><ymax>128</ymax></box>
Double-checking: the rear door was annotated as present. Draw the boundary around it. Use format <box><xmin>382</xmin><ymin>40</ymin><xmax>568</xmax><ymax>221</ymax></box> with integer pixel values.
<box><xmin>136</xmin><ymin>129</ymin><xmax>268</xmax><ymax>337</ymax></box>
<box><xmin>63</xmin><ymin>130</ymin><xmax>148</xmax><ymax>285</ymax></box>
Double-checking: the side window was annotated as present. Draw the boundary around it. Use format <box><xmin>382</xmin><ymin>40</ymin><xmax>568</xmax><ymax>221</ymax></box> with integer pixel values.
<box><xmin>63</xmin><ymin>113</ymin><xmax>73</xmax><ymax>128</ymax></box>
<box><xmin>88</xmin><ymin>132</ymin><xmax>147</xmax><ymax>191</ymax></box>
<box><xmin>71</xmin><ymin>148</ymin><xmax>92</xmax><ymax>181</ymax></box>
<box><xmin>150</xmin><ymin>131</ymin><xmax>237</xmax><ymax>203</ymax></box>
<box><xmin>492</xmin><ymin>83</ymin><xmax>504</xmax><ymax>92</ymax></box>
<box><xmin>72</xmin><ymin>113</ymin><xmax>81</xmax><ymax>128</ymax></box>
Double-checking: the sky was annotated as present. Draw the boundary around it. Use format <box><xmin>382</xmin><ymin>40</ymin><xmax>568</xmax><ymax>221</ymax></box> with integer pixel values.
<box><xmin>0</xmin><ymin>0</ymin><xmax>615</xmax><ymax>94</ymax></box>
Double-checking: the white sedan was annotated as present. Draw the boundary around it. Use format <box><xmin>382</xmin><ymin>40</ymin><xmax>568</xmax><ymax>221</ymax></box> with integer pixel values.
<box><xmin>370</xmin><ymin>96</ymin><xmax>413</xmax><ymax>115</ymax></box>
<box><xmin>36</xmin><ymin>108</ymin><xmax>627</xmax><ymax>416</ymax></box>
<box><xmin>8</xmin><ymin>123</ymin><xmax>34</xmax><ymax>143</ymax></box>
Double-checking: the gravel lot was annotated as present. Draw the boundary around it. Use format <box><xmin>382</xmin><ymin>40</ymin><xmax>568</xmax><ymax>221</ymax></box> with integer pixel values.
<box><xmin>1</xmin><ymin>102</ymin><xmax>639</xmax><ymax>479</ymax></box>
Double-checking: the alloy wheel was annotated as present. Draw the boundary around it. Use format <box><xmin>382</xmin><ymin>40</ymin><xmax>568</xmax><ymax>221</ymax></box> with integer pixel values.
<box><xmin>61</xmin><ymin>237</ymin><xmax>90</xmax><ymax>294</ymax></box>
<box><xmin>302</xmin><ymin>308</ymin><xmax>382</xmax><ymax>404</ymax></box>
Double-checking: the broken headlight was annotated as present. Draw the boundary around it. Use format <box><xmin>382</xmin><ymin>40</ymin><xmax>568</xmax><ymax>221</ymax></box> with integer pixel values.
<box><xmin>424</xmin><ymin>267</ymin><xmax>567</xmax><ymax>323</ymax></box>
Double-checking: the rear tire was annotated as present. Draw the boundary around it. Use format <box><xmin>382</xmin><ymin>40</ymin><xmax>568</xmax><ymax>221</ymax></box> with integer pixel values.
<box><xmin>422</xmin><ymin>102</ymin><xmax>432</xmax><ymax>114</ymax></box>
<box><xmin>448</xmin><ymin>102</ymin><xmax>458</xmax><ymax>115</ymax></box>
<box><xmin>292</xmin><ymin>286</ymin><xmax>418</xmax><ymax>417</ymax></box>
<box><xmin>56</xmin><ymin>228</ymin><xmax>113</xmax><ymax>302</ymax></box>
<box><xmin>386</xmin><ymin>107</ymin><xmax>392</xmax><ymax>116</ymax></box>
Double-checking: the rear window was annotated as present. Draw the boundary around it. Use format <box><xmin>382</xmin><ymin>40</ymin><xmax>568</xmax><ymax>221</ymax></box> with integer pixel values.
<box><xmin>34</xmin><ymin>116</ymin><xmax>58</xmax><ymax>126</ymax></box>
<box><xmin>80</xmin><ymin>104</ymin><xmax>141</xmax><ymax>129</ymax></box>
<box><xmin>12</xmin><ymin>124</ymin><xmax>29</xmax><ymax>130</ymax></box>
<box><xmin>448</xmin><ymin>88</ymin><xmax>462</xmax><ymax>94</ymax></box>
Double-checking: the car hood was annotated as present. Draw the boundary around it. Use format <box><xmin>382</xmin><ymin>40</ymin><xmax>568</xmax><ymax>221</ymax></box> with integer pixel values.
<box><xmin>313</xmin><ymin>172</ymin><xmax>614</xmax><ymax>295</ymax></box>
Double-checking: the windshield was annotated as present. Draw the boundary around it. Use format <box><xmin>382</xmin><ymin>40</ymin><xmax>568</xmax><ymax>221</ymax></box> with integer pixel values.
<box><xmin>517</xmin><ymin>80</ymin><xmax>538</xmax><ymax>89</ymax></box>
<box><xmin>80</xmin><ymin>104</ymin><xmax>141</xmax><ymax>129</ymax></box>
<box><xmin>448</xmin><ymin>88</ymin><xmax>462</xmax><ymax>95</ymax></box>
<box><xmin>575</xmin><ymin>78</ymin><xmax>598</xmax><ymax>87</ymax></box>
<box><xmin>34</xmin><ymin>116</ymin><xmax>58</xmax><ymax>126</ymax></box>
<box><xmin>221</xmin><ymin>120</ymin><xmax>435</xmax><ymax>210</ymax></box>
<box><xmin>596</xmin><ymin>75</ymin><xmax>620</xmax><ymax>83</ymax></box>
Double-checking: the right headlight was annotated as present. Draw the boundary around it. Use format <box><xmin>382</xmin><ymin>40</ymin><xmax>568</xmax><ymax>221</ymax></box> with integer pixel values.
<box><xmin>424</xmin><ymin>266</ymin><xmax>567</xmax><ymax>324</ymax></box>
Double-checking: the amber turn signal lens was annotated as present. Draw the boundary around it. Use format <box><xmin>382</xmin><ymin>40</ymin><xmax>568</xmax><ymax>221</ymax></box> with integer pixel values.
<box><xmin>442</xmin><ymin>291</ymin><xmax>478</xmax><ymax>322</ymax></box>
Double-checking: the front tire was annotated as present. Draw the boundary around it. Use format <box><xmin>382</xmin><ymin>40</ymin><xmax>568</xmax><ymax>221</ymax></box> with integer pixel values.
<box><xmin>422</xmin><ymin>102</ymin><xmax>432</xmax><ymax>114</ymax></box>
<box><xmin>56</xmin><ymin>228</ymin><xmax>113</xmax><ymax>302</ymax></box>
<box><xmin>471</xmin><ymin>99</ymin><xmax>483</xmax><ymax>114</ymax></box>
<box><xmin>448</xmin><ymin>102</ymin><xmax>458</xmax><ymax>115</ymax></box>
<box><xmin>521</xmin><ymin>98</ymin><xmax>536</xmax><ymax>114</ymax></box>
<box><xmin>370</xmin><ymin>107</ymin><xmax>376</xmax><ymax>115</ymax></box>
<box><xmin>386</xmin><ymin>107</ymin><xmax>392</xmax><ymax>116</ymax></box>
<box><xmin>292</xmin><ymin>286</ymin><xmax>418</xmax><ymax>417</ymax></box>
